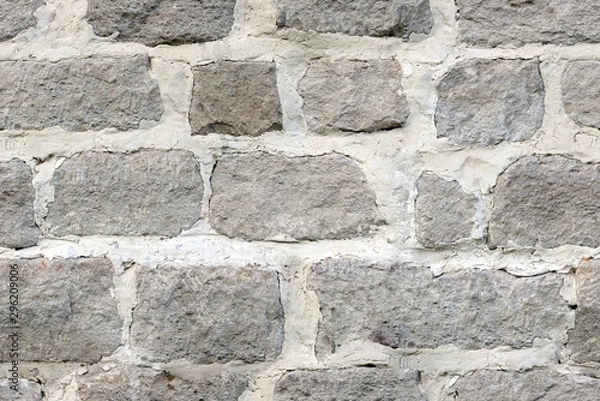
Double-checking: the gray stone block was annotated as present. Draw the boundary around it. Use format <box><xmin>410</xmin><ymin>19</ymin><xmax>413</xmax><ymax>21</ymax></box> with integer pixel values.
<box><xmin>87</xmin><ymin>0</ymin><xmax>236</xmax><ymax>46</ymax></box>
<box><xmin>436</xmin><ymin>59</ymin><xmax>544</xmax><ymax>146</ymax></box>
<box><xmin>47</xmin><ymin>150</ymin><xmax>203</xmax><ymax>237</ymax></box>
<box><xmin>0</xmin><ymin>379</ymin><xmax>41</xmax><ymax>401</ymax></box>
<box><xmin>0</xmin><ymin>258</ymin><xmax>121</xmax><ymax>363</ymax></box>
<box><xmin>309</xmin><ymin>259</ymin><xmax>570</xmax><ymax>356</ymax></box>
<box><xmin>190</xmin><ymin>61</ymin><xmax>282</xmax><ymax>136</ymax></box>
<box><xmin>299</xmin><ymin>59</ymin><xmax>409</xmax><ymax>134</ymax></box>
<box><xmin>275</xmin><ymin>368</ymin><xmax>425</xmax><ymax>401</ymax></box>
<box><xmin>0</xmin><ymin>0</ymin><xmax>43</xmax><ymax>41</ymax></box>
<box><xmin>210</xmin><ymin>152</ymin><xmax>382</xmax><ymax>241</ymax></box>
<box><xmin>489</xmin><ymin>155</ymin><xmax>600</xmax><ymax>249</ymax></box>
<box><xmin>0</xmin><ymin>160</ymin><xmax>39</xmax><ymax>249</ymax></box>
<box><xmin>277</xmin><ymin>0</ymin><xmax>433</xmax><ymax>39</ymax></box>
<box><xmin>131</xmin><ymin>264</ymin><xmax>284</xmax><ymax>364</ymax></box>
<box><xmin>569</xmin><ymin>258</ymin><xmax>600</xmax><ymax>363</ymax></box>
<box><xmin>0</xmin><ymin>55</ymin><xmax>163</xmax><ymax>132</ymax></box>
<box><xmin>562</xmin><ymin>61</ymin><xmax>600</xmax><ymax>129</ymax></box>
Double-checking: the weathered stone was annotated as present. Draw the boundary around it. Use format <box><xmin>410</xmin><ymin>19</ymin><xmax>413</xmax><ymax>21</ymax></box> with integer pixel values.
<box><xmin>210</xmin><ymin>152</ymin><xmax>382</xmax><ymax>241</ymax></box>
<box><xmin>0</xmin><ymin>0</ymin><xmax>43</xmax><ymax>41</ymax></box>
<box><xmin>131</xmin><ymin>264</ymin><xmax>284</xmax><ymax>364</ymax></box>
<box><xmin>190</xmin><ymin>61</ymin><xmax>282</xmax><ymax>136</ymax></box>
<box><xmin>415</xmin><ymin>173</ymin><xmax>479</xmax><ymax>247</ymax></box>
<box><xmin>569</xmin><ymin>259</ymin><xmax>600</xmax><ymax>363</ymax></box>
<box><xmin>0</xmin><ymin>160</ymin><xmax>39</xmax><ymax>249</ymax></box>
<box><xmin>457</xmin><ymin>0</ymin><xmax>600</xmax><ymax>47</ymax></box>
<box><xmin>277</xmin><ymin>0</ymin><xmax>433</xmax><ymax>39</ymax></box>
<box><xmin>489</xmin><ymin>156</ymin><xmax>600</xmax><ymax>249</ymax></box>
<box><xmin>435</xmin><ymin>59</ymin><xmax>544</xmax><ymax>146</ymax></box>
<box><xmin>442</xmin><ymin>370</ymin><xmax>600</xmax><ymax>401</ymax></box>
<box><xmin>77</xmin><ymin>365</ymin><xmax>248</xmax><ymax>401</ymax></box>
<box><xmin>275</xmin><ymin>368</ymin><xmax>425</xmax><ymax>401</ymax></box>
<box><xmin>87</xmin><ymin>0</ymin><xmax>236</xmax><ymax>46</ymax></box>
<box><xmin>47</xmin><ymin>150</ymin><xmax>203</xmax><ymax>237</ymax></box>
<box><xmin>0</xmin><ymin>258</ymin><xmax>121</xmax><ymax>363</ymax></box>
<box><xmin>309</xmin><ymin>259</ymin><xmax>570</xmax><ymax>356</ymax></box>
<box><xmin>0</xmin><ymin>379</ymin><xmax>42</xmax><ymax>401</ymax></box>
<box><xmin>299</xmin><ymin>59</ymin><xmax>409</xmax><ymax>134</ymax></box>
<box><xmin>562</xmin><ymin>61</ymin><xmax>600</xmax><ymax>129</ymax></box>
<box><xmin>0</xmin><ymin>55</ymin><xmax>162</xmax><ymax>131</ymax></box>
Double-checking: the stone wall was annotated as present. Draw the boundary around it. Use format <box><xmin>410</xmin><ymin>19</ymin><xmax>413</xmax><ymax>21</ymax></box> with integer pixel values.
<box><xmin>1</xmin><ymin>0</ymin><xmax>599</xmax><ymax>400</ymax></box>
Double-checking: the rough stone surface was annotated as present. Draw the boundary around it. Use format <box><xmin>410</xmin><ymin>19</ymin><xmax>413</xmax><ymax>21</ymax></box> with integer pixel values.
<box><xmin>0</xmin><ymin>379</ymin><xmax>42</xmax><ymax>401</ymax></box>
<box><xmin>0</xmin><ymin>258</ymin><xmax>121</xmax><ymax>363</ymax></box>
<box><xmin>299</xmin><ymin>59</ymin><xmax>410</xmax><ymax>134</ymax></box>
<box><xmin>275</xmin><ymin>368</ymin><xmax>425</xmax><ymax>401</ymax></box>
<box><xmin>0</xmin><ymin>55</ymin><xmax>163</xmax><ymax>131</ymax></box>
<box><xmin>47</xmin><ymin>150</ymin><xmax>203</xmax><ymax>237</ymax></box>
<box><xmin>435</xmin><ymin>59</ymin><xmax>544</xmax><ymax>146</ymax></box>
<box><xmin>309</xmin><ymin>259</ymin><xmax>570</xmax><ymax>355</ymax></box>
<box><xmin>210</xmin><ymin>152</ymin><xmax>382</xmax><ymax>241</ymax></box>
<box><xmin>277</xmin><ymin>0</ymin><xmax>433</xmax><ymax>39</ymax></box>
<box><xmin>0</xmin><ymin>0</ymin><xmax>43</xmax><ymax>42</ymax></box>
<box><xmin>442</xmin><ymin>370</ymin><xmax>600</xmax><ymax>400</ymax></box>
<box><xmin>190</xmin><ymin>61</ymin><xmax>282</xmax><ymax>136</ymax></box>
<box><xmin>131</xmin><ymin>264</ymin><xmax>284</xmax><ymax>364</ymax></box>
<box><xmin>87</xmin><ymin>0</ymin><xmax>236</xmax><ymax>46</ymax></box>
<box><xmin>562</xmin><ymin>61</ymin><xmax>600</xmax><ymax>129</ymax></box>
<box><xmin>77</xmin><ymin>365</ymin><xmax>248</xmax><ymax>401</ymax></box>
<box><xmin>457</xmin><ymin>0</ymin><xmax>600</xmax><ymax>47</ymax></box>
<box><xmin>489</xmin><ymin>156</ymin><xmax>600</xmax><ymax>249</ymax></box>
<box><xmin>415</xmin><ymin>173</ymin><xmax>478</xmax><ymax>248</ymax></box>
<box><xmin>0</xmin><ymin>160</ymin><xmax>39</xmax><ymax>249</ymax></box>
<box><xmin>569</xmin><ymin>259</ymin><xmax>600</xmax><ymax>363</ymax></box>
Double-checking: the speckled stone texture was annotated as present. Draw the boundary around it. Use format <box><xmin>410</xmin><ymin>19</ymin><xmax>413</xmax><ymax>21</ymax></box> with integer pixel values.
<box><xmin>0</xmin><ymin>379</ymin><xmax>42</xmax><ymax>401</ymax></box>
<box><xmin>562</xmin><ymin>60</ymin><xmax>600</xmax><ymax>129</ymax></box>
<box><xmin>0</xmin><ymin>0</ymin><xmax>43</xmax><ymax>41</ymax></box>
<box><xmin>569</xmin><ymin>258</ymin><xmax>600</xmax><ymax>363</ymax></box>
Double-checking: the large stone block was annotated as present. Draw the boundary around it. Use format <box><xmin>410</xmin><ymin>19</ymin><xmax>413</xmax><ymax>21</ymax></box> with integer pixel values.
<box><xmin>562</xmin><ymin>61</ymin><xmax>600</xmax><ymax>129</ymax></box>
<box><xmin>0</xmin><ymin>379</ymin><xmax>41</xmax><ymax>401</ymax></box>
<box><xmin>299</xmin><ymin>59</ymin><xmax>409</xmax><ymax>134</ymax></box>
<box><xmin>131</xmin><ymin>264</ymin><xmax>284</xmax><ymax>364</ymax></box>
<box><xmin>210</xmin><ymin>152</ymin><xmax>382</xmax><ymax>241</ymax></box>
<box><xmin>415</xmin><ymin>173</ymin><xmax>478</xmax><ymax>248</ymax></box>
<box><xmin>77</xmin><ymin>365</ymin><xmax>248</xmax><ymax>401</ymax></box>
<box><xmin>277</xmin><ymin>0</ymin><xmax>433</xmax><ymax>39</ymax></box>
<box><xmin>0</xmin><ymin>56</ymin><xmax>163</xmax><ymax>132</ymax></box>
<box><xmin>87</xmin><ymin>0</ymin><xmax>236</xmax><ymax>46</ymax></box>
<box><xmin>275</xmin><ymin>368</ymin><xmax>425</xmax><ymax>401</ymax></box>
<box><xmin>190</xmin><ymin>61</ymin><xmax>282</xmax><ymax>136</ymax></box>
<box><xmin>435</xmin><ymin>59</ymin><xmax>544</xmax><ymax>146</ymax></box>
<box><xmin>489</xmin><ymin>156</ymin><xmax>600</xmax><ymax>249</ymax></box>
<box><xmin>0</xmin><ymin>258</ymin><xmax>121</xmax><ymax>363</ymax></box>
<box><xmin>47</xmin><ymin>150</ymin><xmax>203</xmax><ymax>237</ymax></box>
<box><xmin>456</xmin><ymin>0</ymin><xmax>600</xmax><ymax>47</ymax></box>
<box><xmin>309</xmin><ymin>259</ymin><xmax>570</xmax><ymax>355</ymax></box>
<box><xmin>0</xmin><ymin>160</ymin><xmax>39</xmax><ymax>249</ymax></box>
<box><xmin>442</xmin><ymin>370</ymin><xmax>600</xmax><ymax>400</ymax></box>
<box><xmin>0</xmin><ymin>0</ymin><xmax>43</xmax><ymax>41</ymax></box>
<box><xmin>569</xmin><ymin>259</ymin><xmax>600</xmax><ymax>363</ymax></box>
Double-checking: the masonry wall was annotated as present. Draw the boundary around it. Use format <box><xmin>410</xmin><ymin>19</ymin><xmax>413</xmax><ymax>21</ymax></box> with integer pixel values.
<box><xmin>1</xmin><ymin>0</ymin><xmax>600</xmax><ymax>400</ymax></box>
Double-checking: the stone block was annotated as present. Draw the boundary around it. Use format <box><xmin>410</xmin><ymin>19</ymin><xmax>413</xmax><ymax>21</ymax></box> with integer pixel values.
<box><xmin>0</xmin><ymin>379</ymin><xmax>41</xmax><ymax>401</ymax></box>
<box><xmin>0</xmin><ymin>0</ymin><xmax>43</xmax><ymax>41</ymax></box>
<box><xmin>569</xmin><ymin>258</ymin><xmax>600</xmax><ymax>363</ymax></box>
<box><xmin>562</xmin><ymin>61</ymin><xmax>600</xmax><ymax>129</ymax></box>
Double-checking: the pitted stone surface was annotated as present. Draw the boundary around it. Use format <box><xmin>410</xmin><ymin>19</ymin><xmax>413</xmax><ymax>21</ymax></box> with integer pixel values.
<box><xmin>457</xmin><ymin>0</ymin><xmax>600</xmax><ymax>47</ymax></box>
<box><xmin>299</xmin><ymin>59</ymin><xmax>409</xmax><ymax>134</ymax></box>
<box><xmin>489</xmin><ymin>156</ymin><xmax>600</xmax><ymax>249</ymax></box>
<box><xmin>275</xmin><ymin>368</ymin><xmax>425</xmax><ymax>401</ymax></box>
<box><xmin>47</xmin><ymin>150</ymin><xmax>203</xmax><ymax>237</ymax></box>
<box><xmin>277</xmin><ymin>0</ymin><xmax>433</xmax><ymax>39</ymax></box>
<box><xmin>0</xmin><ymin>56</ymin><xmax>162</xmax><ymax>132</ymax></box>
<box><xmin>442</xmin><ymin>370</ymin><xmax>600</xmax><ymax>400</ymax></box>
<box><xmin>562</xmin><ymin>61</ymin><xmax>600</xmax><ymax>129</ymax></box>
<box><xmin>87</xmin><ymin>0</ymin><xmax>236</xmax><ymax>46</ymax></box>
<box><xmin>210</xmin><ymin>152</ymin><xmax>382</xmax><ymax>241</ymax></box>
<box><xmin>415</xmin><ymin>173</ymin><xmax>478</xmax><ymax>248</ymax></box>
<box><xmin>0</xmin><ymin>379</ymin><xmax>42</xmax><ymax>401</ymax></box>
<box><xmin>77</xmin><ymin>365</ymin><xmax>248</xmax><ymax>401</ymax></box>
<box><xmin>0</xmin><ymin>160</ymin><xmax>39</xmax><ymax>249</ymax></box>
<box><xmin>0</xmin><ymin>0</ymin><xmax>43</xmax><ymax>41</ymax></box>
<box><xmin>569</xmin><ymin>259</ymin><xmax>600</xmax><ymax>363</ymax></box>
<box><xmin>0</xmin><ymin>258</ymin><xmax>121</xmax><ymax>363</ymax></box>
<box><xmin>435</xmin><ymin>59</ymin><xmax>544</xmax><ymax>146</ymax></box>
<box><xmin>190</xmin><ymin>61</ymin><xmax>282</xmax><ymax>136</ymax></box>
<box><xmin>309</xmin><ymin>259</ymin><xmax>570</xmax><ymax>356</ymax></box>
<box><xmin>132</xmin><ymin>264</ymin><xmax>284</xmax><ymax>364</ymax></box>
